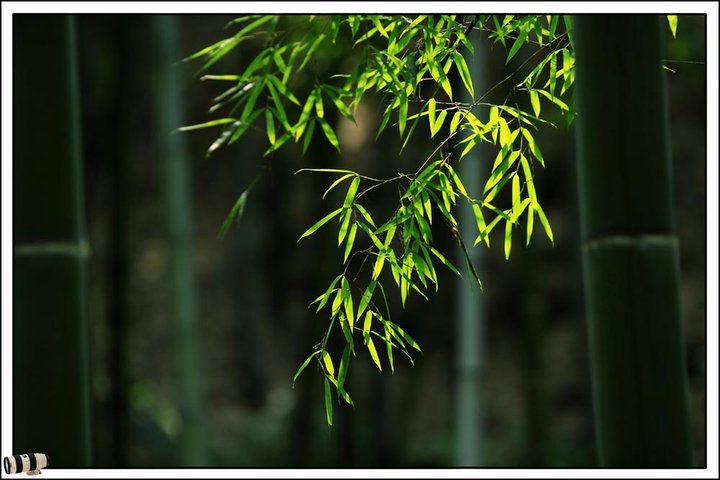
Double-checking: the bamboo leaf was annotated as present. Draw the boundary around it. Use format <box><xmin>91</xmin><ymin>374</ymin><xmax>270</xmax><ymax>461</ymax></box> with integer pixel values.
<box><xmin>529</xmin><ymin>89</ymin><xmax>541</xmax><ymax>117</ymax></box>
<box><xmin>453</xmin><ymin>51</ymin><xmax>474</xmax><ymax>98</ymax></box>
<box><xmin>298</xmin><ymin>208</ymin><xmax>343</xmax><ymax>241</ymax></box>
<box><xmin>504</xmin><ymin>217</ymin><xmax>513</xmax><ymax>259</ymax></box>
<box><xmin>357</xmin><ymin>280</ymin><xmax>376</xmax><ymax>320</ymax></box>
<box><xmin>427</xmin><ymin>97</ymin><xmax>437</xmax><ymax>135</ymax></box>
<box><xmin>265</xmin><ymin>109</ymin><xmax>276</xmax><ymax>145</ymax></box>
<box><xmin>293</xmin><ymin>350</ymin><xmax>321</xmax><ymax>385</ymax></box>
<box><xmin>535</xmin><ymin>203</ymin><xmax>554</xmax><ymax>244</ymax></box>
<box><xmin>322</xmin><ymin>350</ymin><xmax>335</xmax><ymax>377</ymax></box>
<box><xmin>338</xmin><ymin>209</ymin><xmax>352</xmax><ymax>245</ymax></box>
<box><xmin>176</xmin><ymin>118</ymin><xmax>237</xmax><ymax>132</ymax></box>
<box><xmin>343</xmin><ymin>176</ymin><xmax>360</xmax><ymax>208</ymax></box>
<box><xmin>343</xmin><ymin>222</ymin><xmax>358</xmax><ymax>262</ymax></box>
<box><xmin>338</xmin><ymin>344</ymin><xmax>352</xmax><ymax>388</ymax></box>
<box><xmin>430</xmin><ymin>247</ymin><xmax>461</xmax><ymax>276</ymax></box>
<box><xmin>323</xmin><ymin>173</ymin><xmax>355</xmax><ymax>199</ymax></box>
<box><xmin>317</xmin><ymin>117</ymin><xmax>341</xmax><ymax>152</ymax></box>
<box><xmin>667</xmin><ymin>15</ymin><xmax>678</xmax><ymax>38</ymax></box>
<box><xmin>218</xmin><ymin>189</ymin><xmax>248</xmax><ymax>239</ymax></box>
<box><xmin>302</xmin><ymin>119</ymin><xmax>315</xmax><ymax>155</ymax></box>
<box><xmin>506</xmin><ymin>27</ymin><xmax>529</xmax><ymax>63</ymax></box>
<box><xmin>324</xmin><ymin>377</ymin><xmax>333</xmax><ymax>425</ymax></box>
<box><xmin>355</xmin><ymin>204</ymin><xmax>376</xmax><ymax>227</ymax></box>
<box><xmin>342</xmin><ymin>276</ymin><xmax>355</xmax><ymax>329</ymax></box>
<box><xmin>367</xmin><ymin>338</ymin><xmax>382</xmax><ymax>371</ymax></box>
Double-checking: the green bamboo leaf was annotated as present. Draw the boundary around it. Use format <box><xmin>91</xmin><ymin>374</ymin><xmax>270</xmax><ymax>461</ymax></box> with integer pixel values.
<box><xmin>357</xmin><ymin>280</ymin><xmax>376</xmax><ymax>320</ymax></box>
<box><xmin>343</xmin><ymin>176</ymin><xmax>360</xmax><ymax>208</ymax></box>
<box><xmin>176</xmin><ymin>117</ymin><xmax>237</xmax><ymax>132</ymax></box>
<box><xmin>431</xmin><ymin>110</ymin><xmax>447</xmax><ymax>138</ymax></box>
<box><xmin>526</xmin><ymin>205</ymin><xmax>535</xmax><ymax>246</ymax></box>
<box><xmin>453</xmin><ymin>51</ymin><xmax>474</xmax><ymax>98</ymax></box>
<box><xmin>363</xmin><ymin>310</ymin><xmax>373</xmax><ymax>339</ymax></box>
<box><xmin>355</xmin><ymin>204</ymin><xmax>376</xmax><ymax>227</ymax></box>
<box><xmin>293</xmin><ymin>350</ymin><xmax>321</xmax><ymax>385</ymax></box>
<box><xmin>667</xmin><ymin>15</ymin><xmax>678</xmax><ymax>38</ymax></box>
<box><xmin>338</xmin><ymin>344</ymin><xmax>351</xmax><ymax>388</ymax></box>
<box><xmin>367</xmin><ymin>338</ymin><xmax>382</xmax><ymax>371</ymax></box>
<box><xmin>218</xmin><ymin>189</ymin><xmax>248</xmax><ymax>239</ymax></box>
<box><xmin>341</xmin><ymin>276</ymin><xmax>355</xmax><ymax>329</ymax></box>
<box><xmin>390</xmin><ymin>321</ymin><xmax>422</xmax><ymax>352</ymax></box>
<box><xmin>449</xmin><ymin>110</ymin><xmax>463</xmax><ymax>134</ymax></box>
<box><xmin>302</xmin><ymin>119</ymin><xmax>315</xmax><ymax>155</ymax></box>
<box><xmin>265</xmin><ymin>109</ymin><xmax>276</xmax><ymax>145</ymax></box>
<box><xmin>384</xmin><ymin>325</ymin><xmax>395</xmax><ymax>373</ymax></box>
<box><xmin>317</xmin><ymin>118</ymin><xmax>341</xmax><ymax>152</ymax></box>
<box><xmin>322</xmin><ymin>173</ymin><xmax>355</xmax><ymax>199</ymax></box>
<box><xmin>506</xmin><ymin>27</ymin><xmax>529</xmax><ymax>63</ymax></box>
<box><xmin>298</xmin><ymin>208</ymin><xmax>343</xmax><ymax>241</ymax></box>
<box><xmin>471</xmin><ymin>203</ymin><xmax>488</xmax><ymax>246</ymax></box>
<box><xmin>549</xmin><ymin>51</ymin><xmax>557</xmax><ymax>97</ymax></box>
<box><xmin>535</xmin><ymin>203</ymin><xmax>554</xmax><ymax>244</ymax></box>
<box><xmin>322</xmin><ymin>350</ymin><xmax>335</xmax><ymax>377</ymax></box>
<box><xmin>398</xmin><ymin>90</ymin><xmax>408</xmax><ymax>136</ymax></box>
<box><xmin>529</xmin><ymin>89</ymin><xmax>541</xmax><ymax>117</ymax></box>
<box><xmin>299</xmin><ymin>33</ymin><xmax>326</xmax><ymax>71</ymax></box>
<box><xmin>445</xmin><ymin>163</ymin><xmax>468</xmax><ymax>197</ymax></box>
<box><xmin>312</xmin><ymin>274</ymin><xmax>343</xmax><ymax>312</ymax></box>
<box><xmin>338</xmin><ymin>209</ymin><xmax>352</xmax><ymax>245</ymax></box>
<box><xmin>295</xmin><ymin>90</ymin><xmax>317</xmax><ymax>141</ymax></box>
<box><xmin>504</xmin><ymin>217</ymin><xmax>513</xmax><ymax>259</ymax></box>
<box><xmin>427</xmin><ymin>97</ymin><xmax>437</xmax><ymax>136</ymax></box>
<box><xmin>315</xmin><ymin>91</ymin><xmax>325</xmax><ymax>118</ymax></box>
<box><xmin>512</xmin><ymin>173</ymin><xmax>520</xmax><ymax>210</ymax></box>
<box><xmin>343</xmin><ymin>222</ymin><xmax>358</xmax><ymax>263</ymax></box>
<box><xmin>266</xmin><ymin>81</ymin><xmax>289</xmax><ymax>129</ymax></box>
<box><xmin>430</xmin><ymin>247</ymin><xmax>461</xmax><ymax>276</ymax></box>
<box><xmin>324</xmin><ymin>377</ymin><xmax>333</xmax><ymax>425</ymax></box>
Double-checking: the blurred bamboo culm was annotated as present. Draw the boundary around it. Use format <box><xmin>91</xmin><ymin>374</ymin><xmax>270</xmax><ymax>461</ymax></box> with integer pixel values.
<box><xmin>572</xmin><ymin>15</ymin><xmax>693</xmax><ymax>466</ymax></box>
<box><xmin>148</xmin><ymin>15</ymin><xmax>207</xmax><ymax>466</ymax></box>
<box><xmin>453</xmin><ymin>23</ymin><xmax>488</xmax><ymax>467</ymax></box>
<box><xmin>13</xmin><ymin>15</ymin><xmax>93</xmax><ymax>467</ymax></box>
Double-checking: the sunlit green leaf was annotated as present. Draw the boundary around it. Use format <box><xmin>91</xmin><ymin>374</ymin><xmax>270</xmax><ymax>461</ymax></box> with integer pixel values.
<box><xmin>265</xmin><ymin>109</ymin><xmax>276</xmax><ymax>145</ymax></box>
<box><xmin>667</xmin><ymin>15</ymin><xmax>678</xmax><ymax>38</ymax></box>
<box><xmin>324</xmin><ymin>377</ymin><xmax>333</xmax><ymax>425</ymax></box>
<box><xmin>343</xmin><ymin>222</ymin><xmax>358</xmax><ymax>263</ymax></box>
<box><xmin>367</xmin><ymin>338</ymin><xmax>382</xmax><ymax>371</ymax></box>
<box><xmin>322</xmin><ymin>350</ymin><xmax>335</xmax><ymax>377</ymax></box>
<box><xmin>298</xmin><ymin>207</ymin><xmax>343</xmax><ymax>241</ymax></box>
<box><xmin>453</xmin><ymin>51</ymin><xmax>474</xmax><ymax>98</ymax></box>
<box><xmin>317</xmin><ymin>117</ymin><xmax>341</xmax><ymax>152</ymax></box>
<box><xmin>176</xmin><ymin>118</ymin><xmax>237</xmax><ymax>132</ymax></box>
<box><xmin>293</xmin><ymin>350</ymin><xmax>320</xmax><ymax>385</ymax></box>
<box><xmin>535</xmin><ymin>203</ymin><xmax>554</xmax><ymax>244</ymax></box>
<box><xmin>504</xmin><ymin>218</ymin><xmax>513</xmax><ymax>259</ymax></box>
<box><xmin>338</xmin><ymin>208</ymin><xmax>352</xmax><ymax>245</ymax></box>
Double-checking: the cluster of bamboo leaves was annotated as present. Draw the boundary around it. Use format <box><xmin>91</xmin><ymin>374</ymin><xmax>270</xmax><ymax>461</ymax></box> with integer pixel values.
<box><xmin>184</xmin><ymin>14</ymin><xmax>576</xmax><ymax>424</ymax></box>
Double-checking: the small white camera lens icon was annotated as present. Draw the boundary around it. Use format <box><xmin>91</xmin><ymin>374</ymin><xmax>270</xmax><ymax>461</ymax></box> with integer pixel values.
<box><xmin>3</xmin><ymin>453</ymin><xmax>48</xmax><ymax>475</ymax></box>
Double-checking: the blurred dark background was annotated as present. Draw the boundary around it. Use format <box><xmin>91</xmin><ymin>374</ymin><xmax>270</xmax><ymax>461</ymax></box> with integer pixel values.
<box><xmin>70</xmin><ymin>14</ymin><xmax>706</xmax><ymax>467</ymax></box>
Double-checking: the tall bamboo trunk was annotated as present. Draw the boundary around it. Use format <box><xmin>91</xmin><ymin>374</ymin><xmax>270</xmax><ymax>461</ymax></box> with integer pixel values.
<box><xmin>13</xmin><ymin>15</ymin><xmax>92</xmax><ymax>467</ymax></box>
<box><xmin>148</xmin><ymin>15</ymin><xmax>206</xmax><ymax>466</ymax></box>
<box><xmin>453</xmin><ymin>27</ymin><xmax>489</xmax><ymax>467</ymax></box>
<box><xmin>572</xmin><ymin>15</ymin><xmax>692</xmax><ymax>466</ymax></box>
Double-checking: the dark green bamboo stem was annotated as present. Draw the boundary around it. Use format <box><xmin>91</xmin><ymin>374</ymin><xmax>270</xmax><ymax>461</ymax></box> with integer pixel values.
<box><xmin>148</xmin><ymin>15</ymin><xmax>206</xmax><ymax>466</ymax></box>
<box><xmin>454</xmin><ymin>29</ymin><xmax>489</xmax><ymax>467</ymax></box>
<box><xmin>573</xmin><ymin>15</ymin><xmax>692</xmax><ymax>466</ymax></box>
<box><xmin>13</xmin><ymin>15</ymin><xmax>92</xmax><ymax>467</ymax></box>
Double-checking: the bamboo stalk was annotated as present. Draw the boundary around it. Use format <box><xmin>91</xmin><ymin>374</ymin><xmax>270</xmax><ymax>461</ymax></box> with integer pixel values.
<box><xmin>13</xmin><ymin>15</ymin><xmax>92</xmax><ymax>467</ymax></box>
<box><xmin>572</xmin><ymin>15</ymin><xmax>692</xmax><ymax>466</ymax></box>
<box><xmin>148</xmin><ymin>15</ymin><xmax>206</xmax><ymax>466</ymax></box>
<box><xmin>453</xmin><ymin>28</ymin><xmax>489</xmax><ymax>467</ymax></box>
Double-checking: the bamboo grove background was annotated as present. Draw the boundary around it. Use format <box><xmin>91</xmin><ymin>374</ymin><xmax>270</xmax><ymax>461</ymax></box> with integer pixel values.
<box><xmin>11</xmin><ymin>14</ymin><xmax>708</xmax><ymax>468</ymax></box>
